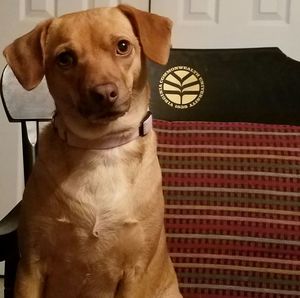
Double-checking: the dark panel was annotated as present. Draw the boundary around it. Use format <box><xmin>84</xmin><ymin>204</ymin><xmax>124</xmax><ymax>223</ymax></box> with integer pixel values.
<box><xmin>149</xmin><ymin>48</ymin><xmax>300</xmax><ymax>125</ymax></box>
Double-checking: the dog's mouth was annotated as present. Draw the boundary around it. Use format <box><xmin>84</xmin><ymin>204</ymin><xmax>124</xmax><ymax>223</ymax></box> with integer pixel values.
<box><xmin>78</xmin><ymin>104</ymin><xmax>129</xmax><ymax>123</ymax></box>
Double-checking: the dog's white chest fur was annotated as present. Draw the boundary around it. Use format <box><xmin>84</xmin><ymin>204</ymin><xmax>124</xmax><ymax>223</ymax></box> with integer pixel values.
<box><xmin>53</xmin><ymin>148</ymin><xmax>143</xmax><ymax>242</ymax></box>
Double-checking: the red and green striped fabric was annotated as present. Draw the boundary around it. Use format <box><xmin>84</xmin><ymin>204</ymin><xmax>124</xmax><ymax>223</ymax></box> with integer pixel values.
<box><xmin>154</xmin><ymin>120</ymin><xmax>300</xmax><ymax>298</ymax></box>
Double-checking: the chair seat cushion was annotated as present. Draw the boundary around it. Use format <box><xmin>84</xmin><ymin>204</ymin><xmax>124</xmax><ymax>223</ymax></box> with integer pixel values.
<box><xmin>154</xmin><ymin>119</ymin><xmax>300</xmax><ymax>298</ymax></box>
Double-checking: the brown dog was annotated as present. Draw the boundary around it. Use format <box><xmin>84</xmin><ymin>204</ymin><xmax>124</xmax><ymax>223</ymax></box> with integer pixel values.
<box><xmin>3</xmin><ymin>5</ymin><xmax>182</xmax><ymax>298</ymax></box>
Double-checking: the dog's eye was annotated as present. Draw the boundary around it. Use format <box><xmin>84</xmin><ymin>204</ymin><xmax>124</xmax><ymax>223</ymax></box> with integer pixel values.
<box><xmin>56</xmin><ymin>51</ymin><xmax>76</xmax><ymax>68</ymax></box>
<box><xmin>116</xmin><ymin>40</ymin><xmax>132</xmax><ymax>56</ymax></box>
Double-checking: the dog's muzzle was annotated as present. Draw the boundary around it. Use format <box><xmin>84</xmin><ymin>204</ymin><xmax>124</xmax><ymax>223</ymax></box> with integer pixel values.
<box><xmin>78</xmin><ymin>83</ymin><xmax>130</xmax><ymax>121</ymax></box>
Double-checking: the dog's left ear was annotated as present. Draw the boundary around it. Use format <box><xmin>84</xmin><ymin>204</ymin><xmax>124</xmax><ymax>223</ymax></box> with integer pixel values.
<box><xmin>3</xmin><ymin>19</ymin><xmax>52</xmax><ymax>90</ymax></box>
<box><xmin>118</xmin><ymin>5</ymin><xmax>172</xmax><ymax>65</ymax></box>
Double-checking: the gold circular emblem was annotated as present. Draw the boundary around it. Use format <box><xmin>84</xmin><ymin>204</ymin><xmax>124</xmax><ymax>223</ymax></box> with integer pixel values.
<box><xmin>159</xmin><ymin>66</ymin><xmax>204</xmax><ymax>109</ymax></box>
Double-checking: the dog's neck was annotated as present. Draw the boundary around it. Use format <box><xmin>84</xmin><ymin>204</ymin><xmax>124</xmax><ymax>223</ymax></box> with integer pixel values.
<box><xmin>52</xmin><ymin>111</ymin><xmax>153</xmax><ymax>150</ymax></box>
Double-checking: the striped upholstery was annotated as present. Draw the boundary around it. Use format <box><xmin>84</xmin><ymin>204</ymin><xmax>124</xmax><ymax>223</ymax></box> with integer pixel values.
<box><xmin>154</xmin><ymin>119</ymin><xmax>300</xmax><ymax>298</ymax></box>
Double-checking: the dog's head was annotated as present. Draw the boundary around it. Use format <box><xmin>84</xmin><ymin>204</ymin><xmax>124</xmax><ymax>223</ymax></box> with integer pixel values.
<box><xmin>3</xmin><ymin>5</ymin><xmax>172</xmax><ymax>137</ymax></box>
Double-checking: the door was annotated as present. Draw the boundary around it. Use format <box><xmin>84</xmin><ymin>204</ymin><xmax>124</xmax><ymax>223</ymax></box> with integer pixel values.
<box><xmin>151</xmin><ymin>0</ymin><xmax>300</xmax><ymax>61</ymax></box>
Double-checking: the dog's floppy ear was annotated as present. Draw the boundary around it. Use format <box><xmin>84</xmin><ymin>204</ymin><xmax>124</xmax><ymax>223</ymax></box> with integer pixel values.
<box><xmin>118</xmin><ymin>5</ymin><xmax>172</xmax><ymax>65</ymax></box>
<box><xmin>3</xmin><ymin>19</ymin><xmax>52</xmax><ymax>90</ymax></box>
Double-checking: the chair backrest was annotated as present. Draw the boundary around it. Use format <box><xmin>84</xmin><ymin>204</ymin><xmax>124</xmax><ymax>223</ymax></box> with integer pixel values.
<box><xmin>0</xmin><ymin>65</ymin><xmax>54</xmax><ymax>122</ymax></box>
<box><xmin>149</xmin><ymin>47</ymin><xmax>300</xmax><ymax>125</ymax></box>
<box><xmin>0</xmin><ymin>65</ymin><xmax>55</xmax><ymax>180</ymax></box>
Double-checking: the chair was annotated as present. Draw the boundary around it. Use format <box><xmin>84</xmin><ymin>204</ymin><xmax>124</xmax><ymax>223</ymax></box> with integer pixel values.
<box><xmin>1</xmin><ymin>48</ymin><xmax>300</xmax><ymax>298</ymax></box>
<box><xmin>0</xmin><ymin>65</ymin><xmax>54</xmax><ymax>298</ymax></box>
<box><xmin>148</xmin><ymin>47</ymin><xmax>300</xmax><ymax>297</ymax></box>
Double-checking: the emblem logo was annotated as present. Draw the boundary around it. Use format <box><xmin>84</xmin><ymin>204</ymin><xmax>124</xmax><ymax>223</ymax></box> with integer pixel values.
<box><xmin>159</xmin><ymin>66</ymin><xmax>205</xmax><ymax>109</ymax></box>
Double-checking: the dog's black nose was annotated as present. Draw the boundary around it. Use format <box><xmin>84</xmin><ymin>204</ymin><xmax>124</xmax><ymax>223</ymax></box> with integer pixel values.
<box><xmin>90</xmin><ymin>83</ymin><xmax>119</xmax><ymax>104</ymax></box>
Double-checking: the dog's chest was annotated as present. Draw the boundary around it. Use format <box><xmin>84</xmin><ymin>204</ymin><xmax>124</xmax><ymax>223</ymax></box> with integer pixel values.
<box><xmin>52</xmin><ymin>151</ymin><xmax>144</xmax><ymax>251</ymax></box>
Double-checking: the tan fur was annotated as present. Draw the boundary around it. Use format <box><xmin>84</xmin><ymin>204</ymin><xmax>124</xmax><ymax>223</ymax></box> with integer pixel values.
<box><xmin>3</xmin><ymin>5</ymin><xmax>181</xmax><ymax>298</ymax></box>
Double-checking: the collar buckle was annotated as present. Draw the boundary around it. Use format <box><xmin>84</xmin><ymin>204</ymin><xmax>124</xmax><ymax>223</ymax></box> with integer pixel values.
<box><xmin>139</xmin><ymin>111</ymin><xmax>153</xmax><ymax>137</ymax></box>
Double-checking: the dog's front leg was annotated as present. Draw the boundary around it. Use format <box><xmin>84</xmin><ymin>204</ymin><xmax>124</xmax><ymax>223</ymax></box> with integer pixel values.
<box><xmin>14</xmin><ymin>259</ymin><xmax>46</xmax><ymax>298</ymax></box>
